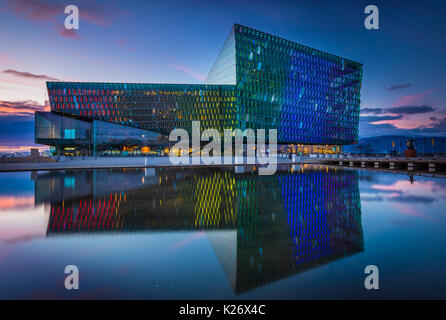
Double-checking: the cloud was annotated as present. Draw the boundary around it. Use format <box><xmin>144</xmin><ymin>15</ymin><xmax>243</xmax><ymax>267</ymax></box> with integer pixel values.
<box><xmin>393</xmin><ymin>88</ymin><xmax>436</xmax><ymax>106</ymax></box>
<box><xmin>389</xmin><ymin>195</ymin><xmax>436</xmax><ymax>204</ymax></box>
<box><xmin>0</xmin><ymin>100</ymin><xmax>50</xmax><ymax>116</ymax></box>
<box><xmin>359</xmin><ymin>104</ymin><xmax>443</xmax><ymax>137</ymax></box>
<box><xmin>170</xmin><ymin>64</ymin><xmax>206</xmax><ymax>82</ymax></box>
<box><xmin>4</xmin><ymin>0</ymin><xmax>131</xmax><ymax>32</ymax></box>
<box><xmin>58</xmin><ymin>27</ymin><xmax>80</xmax><ymax>39</ymax></box>
<box><xmin>361</xmin><ymin>107</ymin><xmax>383</xmax><ymax>115</ymax></box>
<box><xmin>361</xmin><ymin>105</ymin><xmax>435</xmax><ymax>116</ymax></box>
<box><xmin>359</xmin><ymin>122</ymin><xmax>400</xmax><ymax>137</ymax></box>
<box><xmin>360</xmin><ymin>195</ymin><xmax>384</xmax><ymax>202</ymax></box>
<box><xmin>5</xmin><ymin>0</ymin><xmax>59</xmax><ymax>21</ymax></box>
<box><xmin>428</xmin><ymin>117</ymin><xmax>446</xmax><ymax>131</ymax></box>
<box><xmin>360</xmin><ymin>115</ymin><xmax>403</xmax><ymax>123</ymax></box>
<box><xmin>386</xmin><ymin>83</ymin><xmax>412</xmax><ymax>91</ymax></box>
<box><xmin>359</xmin><ymin>118</ymin><xmax>446</xmax><ymax>138</ymax></box>
<box><xmin>387</xmin><ymin>105</ymin><xmax>435</xmax><ymax>115</ymax></box>
<box><xmin>2</xmin><ymin>69</ymin><xmax>59</xmax><ymax>81</ymax></box>
<box><xmin>360</xmin><ymin>194</ymin><xmax>435</xmax><ymax>205</ymax></box>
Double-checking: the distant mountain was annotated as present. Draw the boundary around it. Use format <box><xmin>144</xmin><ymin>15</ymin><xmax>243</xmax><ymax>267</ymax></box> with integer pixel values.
<box><xmin>343</xmin><ymin>135</ymin><xmax>446</xmax><ymax>154</ymax></box>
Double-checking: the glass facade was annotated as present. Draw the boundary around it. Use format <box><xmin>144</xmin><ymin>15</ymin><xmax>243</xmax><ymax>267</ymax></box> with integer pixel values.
<box><xmin>35</xmin><ymin>111</ymin><xmax>92</xmax><ymax>153</ymax></box>
<box><xmin>35</xmin><ymin>111</ymin><xmax>161</xmax><ymax>155</ymax></box>
<box><xmin>37</xmin><ymin>24</ymin><xmax>362</xmax><ymax>154</ymax></box>
<box><xmin>231</xmin><ymin>24</ymin><xmax>362</xmax><ymax>144</ymax></box>
<box><xmin>206</xmin><ymin>27</ymin><xmax>237</xmax><ymax>85</ymax></box>
<box><xmin>46</xmin><ymin>82</ymin><xmax>237</xmax><ymax>136</ymax></box>
<box><xmin>93</xmin><ymin>119</ymin><xmax>162</xmax><ymax>154</ymax></box>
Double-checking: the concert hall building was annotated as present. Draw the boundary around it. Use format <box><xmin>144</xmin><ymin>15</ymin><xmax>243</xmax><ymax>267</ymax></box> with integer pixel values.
<box><xmin>35</xmin><ymin>24</ymin><xmax>362</xmax><ymax>156</ymax></box>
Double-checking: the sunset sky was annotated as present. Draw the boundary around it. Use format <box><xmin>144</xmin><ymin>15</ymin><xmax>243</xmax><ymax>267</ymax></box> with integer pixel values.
<box><xmin>0</xmin><ymin>0</ymin><xmax>445</xmax><ymax>152</ymax></box>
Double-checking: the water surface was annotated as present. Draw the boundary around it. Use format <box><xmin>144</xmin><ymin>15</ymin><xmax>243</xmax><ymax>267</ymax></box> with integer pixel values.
<box><xmin>0</xmin><ymin>165</ymin><xmax>445</xmax><ymax>299</ymax></box>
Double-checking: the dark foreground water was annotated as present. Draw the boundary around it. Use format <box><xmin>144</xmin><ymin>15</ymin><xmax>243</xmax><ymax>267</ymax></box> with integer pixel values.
<box><xmin>0</xmin><ymin>165</ymin><xmax>445</xmax><ymax>299</ymax></box>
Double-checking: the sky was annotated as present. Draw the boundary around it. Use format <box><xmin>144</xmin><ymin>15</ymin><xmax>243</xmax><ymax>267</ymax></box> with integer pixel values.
<box><xmin>0</xmin><ymin>0</ymin><xmax>445</xmax><ymax>152</ymax></box>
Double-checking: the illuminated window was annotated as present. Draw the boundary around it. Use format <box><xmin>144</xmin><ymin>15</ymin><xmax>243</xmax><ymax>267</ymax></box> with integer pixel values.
<box><xmin>64</xmin><ymin>129</ymin><xmax>75</xmax><ymax>139</ymax></box>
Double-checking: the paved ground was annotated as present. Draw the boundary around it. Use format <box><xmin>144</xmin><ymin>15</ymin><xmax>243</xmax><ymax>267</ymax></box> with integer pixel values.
<box><xmin>2</xmin><ymin>155</ymin><xmax>444</xmax><ymax>174</ymax></box>
<box><xmin>0</xmin><ymin>156</ymin><xmax>313</xmax><ymax>172</ymax></box>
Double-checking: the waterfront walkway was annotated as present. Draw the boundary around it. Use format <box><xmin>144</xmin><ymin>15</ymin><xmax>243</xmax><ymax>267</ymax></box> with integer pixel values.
<box><xmin>0</xmin><ymin>156</ymin><xmax>304</xmax><ymax>172</ymax></box>
<box><xmin>318</xmin><ymin>156</ymin><xmax>446</xmax><ymax>173</ymax></box>
<box><xmin>1</xmin><ymin>155</ymin><xmax>446</xmax><ymax>174</ymax></box>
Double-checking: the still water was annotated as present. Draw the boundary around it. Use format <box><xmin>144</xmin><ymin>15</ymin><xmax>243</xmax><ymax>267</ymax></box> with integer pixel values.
<box><xmin>0</xmin><ymin>165</ymin><xmax>445</xmax><ymax>299</ymax></box>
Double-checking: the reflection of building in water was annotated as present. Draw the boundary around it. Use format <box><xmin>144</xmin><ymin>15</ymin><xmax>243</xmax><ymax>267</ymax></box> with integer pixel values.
<box><xmin>34</xmin><ymin>166</ymin><xmax>363</xmax><ymax>294</ymax></box>
<box><xmin>207</xmin><ymin>168</ymin><xmax>363</xmax><ymax>293</ymax></box>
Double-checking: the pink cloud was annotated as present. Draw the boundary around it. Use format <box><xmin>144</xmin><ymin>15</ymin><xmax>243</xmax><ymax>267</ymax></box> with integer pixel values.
<box><xmin>59</xmin><ymin>27</ymin><xmax>80</xmax><ymax>39</ymax></box>
<box><xmin>371</xmin><ymin>119</ymin><xmax>431</xmax><ymax>130</ymax></box>
<box><xmin>5</xmin><ymin>0</ymin><xmax>60</xmax><ymax>21</ymax></box>
<box><xmin>0</xmin><ymin>196</ymin><xmax>34</xmax><ymax>210</ymax></box>
<box><xmin>393</xmin><ymin>88</ymin><xmax>436</xmax><ymax>107</ymax></box>
<box><xmin>170</xmin><ymin>64</ymin><xmax>206</xmax><ymax>82</ymax></box>
<box><xmin>392</xmin><ymin>203</ymin><xmax>436</xmax><ymax>222</ymax></box>
<box><xmin>0</xmin><ymin>145</ymin><xmax>49</xmax><ymax>153</ymax></box>
<box><xmin>2</xmin><ymin>69</ymin><xmax>59</xmax><ymax>81</ymax></box>
<box><xmin>4</xmin><ymin>0</ymin><xmax>131</xmax><ymax>29</ymax></box>
<box><xmin>0</xmin><ymin>100</ymin><xmax>50</xmax><ymax>116</ymax></box>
